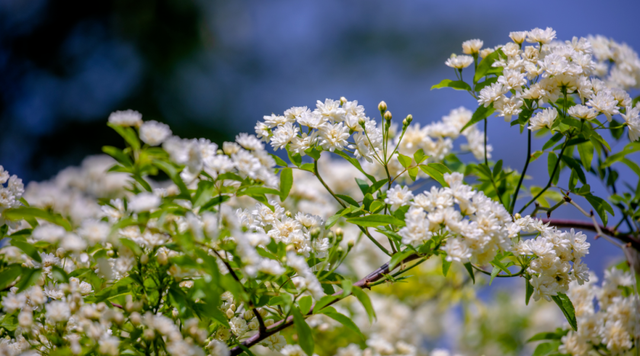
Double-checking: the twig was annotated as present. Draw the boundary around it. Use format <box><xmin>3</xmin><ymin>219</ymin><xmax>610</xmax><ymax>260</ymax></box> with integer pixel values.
<box><xmin>228</xmin><ymin>254</ymin><xmax>421</xmax><ymax>356</ymax></box>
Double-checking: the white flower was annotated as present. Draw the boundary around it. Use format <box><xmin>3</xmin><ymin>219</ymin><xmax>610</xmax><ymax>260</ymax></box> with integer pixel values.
<box><xmin>568</xmin><ymin>105</ymin><xmax>598</xmax><ymax>120</ymax></box>
<box><xmin>587</xmin><ymin>90</ymin><xmax>620</xmax><ymax>121</ymax></box>
<box><xmin>45</xmin><ymin>301</ymin><xmax>71</xmax><ymax>323</ymax></box>
<box><xmin>61</xmin><ymin>233</ymin><xmax>87</xmax><ymax>252</ymax></box>
<box><xmin>497</xmin><ymin>69</ymin><xmax>527</xmax><ymax>91</ymax></box>
<box><xmin>509</xmin><ymin>31</ymin><xmax>528</xmax><ymax>44</ymax></box>
<box><xmin>108</xmin><ymin>109</ymin><xmax>142</xmax><ymax>127</ymax></box>
<box><xmin>128</xmin><ymin>193</ymin><xmax>161</xmax><ymax>212</ymax></box>
<box><xmin>462</xmin><ymin>39</ymin><xmax>483</xmax><ymax>54</ymax></box>
<box><xmin>270</xmin><ymin>122</ymin><xmax>299</xmax><ymax>150</ymax></box>
<box><xmin>442</xmin><ymin>238</ymin><xmax>472</xmax><ymax>263</ymax></box>
<box><xmin>318</xmin><ymin>122</ymin><xmax>350</xmax><ymax>152</ymax></box>
<box><xmin>493</xmin><ymin>95</ymin><xmax>523</xmax><ymax>122</ymax></box>
<box><xmin>236</xmin><ymin>133</ymin><xmax>264</xmax><ymax>151</ymax></box>
<box><xmin>445</xmin><ymin>55</ymin><xmax>474</xmax><ymax>69</ymax></box>
<box><xmin>77</xmin><ymin>219</ymin><xmax>111</xmax><ymax>245</ymax></box>
<box><xmin>32</xmin><ymin>224</ymin><xmax>66</xmax><ymax>243</ymax></box>
<box><xmin>527</xmin><ymin>27</ymin><xmax>556</xmax><ymax>44</ymax></box>
<box><xmin>528</xmin><ymin>107</ymin><xmax>558</xmax><ymax>131</ymax></box>
<box><xmin>399</xmin><ymin>207</ymin><xmax>431</xmax><ymax>246</ymax></box>
<box><xmin>477</xmin><ymin>82</ymin><xmax>505</xmax><ymax>108</ymax></box>
<box><xmin>385</xmin><ymin>185</ymin><xmax>414</xmax><ymax>210</ymax></box>
<box><xmin>315</xmin><ymin>99</ymin><xmax>345</xmax><ymax>123</ymax></box>
<box><xmin>139</xmin><ymin>120</ymin><xmax>172</xmax><ymax>146</ymax></box>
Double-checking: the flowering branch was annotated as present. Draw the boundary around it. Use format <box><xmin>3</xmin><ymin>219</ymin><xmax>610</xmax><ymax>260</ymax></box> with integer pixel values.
<box><xmin>541</xmin><ymin>218</ymin><xmax>640</xmax><ymax>250</ymax></box>
<box><xmin>228</xmin><ymin>254</ymin><xmax>421</xmax><ymax>356</ymax></box>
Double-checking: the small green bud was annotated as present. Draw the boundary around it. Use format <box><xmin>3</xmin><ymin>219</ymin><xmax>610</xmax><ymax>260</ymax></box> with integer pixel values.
<box><xmin>340</xmin><ymin>96</ymin><xmax>347</xmax><ymax>105</ymax></box>
<box><xmin>378</xmin><ymin>101</ymin><xmax>387</xmax><ymax>112</ymax></box>
<box><xmin>384</xmin><ymin>110</ymin><xmax>392</xmax><ymax>122</ymax></box>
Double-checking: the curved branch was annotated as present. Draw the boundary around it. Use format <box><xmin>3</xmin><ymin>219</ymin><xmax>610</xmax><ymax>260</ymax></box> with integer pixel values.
<box><xmin>541</xmin><ymin>218</ymin><xmax>640</xmax><ymax>251</ymax></box>
<box><xmin>229</xmin><ymin>254</ymin><xmax>421</xmax><ymax>356</ymax></box>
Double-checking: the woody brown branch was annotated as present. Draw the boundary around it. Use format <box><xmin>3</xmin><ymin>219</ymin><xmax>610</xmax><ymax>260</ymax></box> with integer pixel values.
<box><xmin>229</xmin><ymin>254</ymin><xmax>421</xmax><ymax>356</ymax></box>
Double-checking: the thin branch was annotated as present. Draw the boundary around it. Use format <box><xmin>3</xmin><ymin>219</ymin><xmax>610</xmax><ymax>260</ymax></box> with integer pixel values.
<box><xmin>510</xmin><ymin>129</ymin><xmax>531</xmax><ymax>215</ymax></box>
<box><xmin>228</xmin><ymin>254</ymin><xmax>421</xmax><ymax>356</ymax></box>
<box><xmin>541</xmin><ymin>218</ymin><xmax>640</xmax><ymax>250</ymax></box>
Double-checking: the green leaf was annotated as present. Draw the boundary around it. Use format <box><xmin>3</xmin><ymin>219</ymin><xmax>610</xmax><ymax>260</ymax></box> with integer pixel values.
<box><xmin>431</xmin><ymin>79</ymin><xmax>472</xmax><ymax>91</ymax></box>
<box><xmin>336</xmin><ymin>194</ymin><xmax>359</xmax><ymax>207</ymax></box>
<box><xmin>102</xmin><ymin>146</ymin><xmax>133</xmax><ymax>167</ymax></box>
<box><xmin>153</xmin><ymin>160</ymin><xmax>189</xmax><ymax>196</ymax></box>
<box><xmin>441</xmin><ymin>255</ymin><xmax>452</xmax><ymax>277</ymax></box>
<box><xmin>603</xmin><ymin>142</ymin><xmax>640</xmax><ymax>168</ymax></box>
<box><xmin>489</xmin><ymin>266</ymin><xmax>500</xmax><ymax>285</ymax></box>
<box><xmin>584</xmin><ymin>193</ymin><xmax>613</xmax><ymax>226</ymax></box>
<box><xmin>527</xmin><ymin>331</ymin><xmax>566</xmax><ymax>342</ymax></box>
<box><xmin>325</xmin><ymin>206</ymin><xmax>354</xmax><ymax>228</ymax></box>
<box><xmin>107</xmin><ymin>123</ymin><xmax>140</xmax><ymax>151</ymax></box>
<box><xmin>287</xmin><ymin>148</ymin><xmax>302</xmax><ymax>167</ymax></box>
<box><xmin>279</xmin><ymin>168</ymin><xmax>293</xmax><ymax>202</ymax></box>
<box><xmin>551</xmin><ymin>293</ymin><xmax>578</xmax><ymax>331</ymax></box>
<box><xmin>341</xmin><ymin>279</ymin><xmax>353</xmax><ymax>297</ymax></box>
<box><xmin>474</xmin><ymin>77</ymin><xmax>498</xmax><ymax>92</ymax></box>
<box><xmin>313</xmin><ymin>295</ymin><xmax>339</xmax><ymax>313</ymax></box>
<box><xmin>577</xmin><ymin>141</ymin><xmax>594</xmax><ymax>170</ymax></box>
<box><xmin>561</xmin><ymin>155</ymin><xmax>586</xmax><ymax>184</ymax></box>
<box><xmin>200</xmin><ymin>195</ymin><xmax>231</xmax><ymax>211</ymax></box>
<box><xmin>298</xmin><ymin>295</ymin><xmax>313</xmax><ymax>315</ymax></box>
<box><xmin>389</xmin><ymin>249</ymin><xmax>415</xmax><ymax>270</ymax></box>
<box><xmin>463</xmin><ymin>262</ymin><xmax>475</xmax><ymax>284</ymax></box>
<box><xmin>419</xmin><ymin>164</ymin><xmax>449</xmax><ymax>187</ymax></box>
<box><xmin>542</xmin><ymin>133</ymin><xmax>564</xmax><ymax>151</ymax></box>
<box><xmin>474</xmin><ymin>49</ymin><xmax>504</xmax><ymax>81</ymax></box>
<box><xmin>547</xmin><ymin>152</ymin><xmax>560</xmax><ymax>185</ymax></box>
<box><xmin>304</xmin><ymin>147</ymin><xmax>321</xmax><ymax>160</ymax></box>
<box><xmin>270</xmin><ymin>154</ymin><xmax>288</xmax><ymax>167</ymax></box>
<box><xmin>334</xmin><ymin>151</ymin><xmax>376</xmax><ymax>182</ymax></box>
<box><xmin>347</xmin><ymin>214</ymin><xmax>406</xmax><ymax>228</ymax></box>
<box><xmin>0</xmin><ymin>265</ymin><xmax>23</xmax><ymax>290</ymax></box>
<box><xmin>10</xmin><ymin>239</ymin><xmax>42</xmax><ymax>263</ymax></box>
<box><xmin>238</xmin><ymin>187</ymin><xmax>281</xmax><ymax>197</ymax></box>
<box><xmin>355</xmin><ymin>178</ymin><xmax>370</xmax><ymax>195</ymax></box>
<box><xmin>119</xmin><ymin>238</ymin><xmax>143</xmax><ymax>256</ymax></box>
<box><xmin>397</xmin><ymin>153</ymin><xmax>413</xmax><ymax>169</ymax></box>
<box><xmin>292</xmin><ymin>307</ymin><xmax>315</xmax><ymax>356</ymax></box>
<box><xmin>460</xmin><ymin>104</ymin><xmax>495</xmax><ymax>133</ymax></box>
<box><xmin>2</xmin><ymin>207</ymin><xmax>73</xmax><ymax>231</ymax></box>
<box><xmin>524</xmin><ymin>279</ymin><xmax>533</xmax><ymax>305</ymax></box>
<box><xmin>532</xmin><ymin>342</ymin><xmax>557</xmax><ymax>356</ymax></box>
<box><xmin>15</xmin><ymin>268</ymin><xmax>42</xmax><ymax>292</ymax></box>
<box><xmin>319</xmin><ymin>307</ymin><xmax>366</xmax><ymax>340</ymax></box>
<box><xmin>367</xmin><ymin>179</ymin><xmax>389</xmax><ymax>195</ymax></box>
<box><xmin>621</xmin><ymin>158</ymin><xmax>640</xmax><ymax>177</ymax></box>
<box><xmin>413</xmin><ymin>149</ymin><xmax>427</xmax><ymax>164</ymax></box>
<box><xmin>351</xmin><ymin>287</ymin><xmax>376</xmax><ymax>323</ymax></box>
<box><xmin>408</xmin><ymin>166</ymin><xmax>420</xmax><ymax>181</ymax></box>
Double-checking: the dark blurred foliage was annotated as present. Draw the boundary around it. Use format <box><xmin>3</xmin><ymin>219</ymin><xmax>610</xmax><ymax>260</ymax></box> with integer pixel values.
<box><xmin>0</xmin><ymin>0</ymin><xmax>230</xmax><ymax>181</ymax></box>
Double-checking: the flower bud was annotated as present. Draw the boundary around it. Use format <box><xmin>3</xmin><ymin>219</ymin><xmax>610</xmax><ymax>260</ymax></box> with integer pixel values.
<box><xmin>140</xmin><ymin>254</ymin><xmax>149</xmax><ymax>265</ymax></box>
<box><xmin>265</xmin><ymin>319</ymin><xmax>275</xmax><ymax>327</ymax></box>
<box><xmin>378</xmin><ymin>101</ymin><xmax>387</xmax><ymax>112</ymax></box>
<box><xmin>157</xmin><ymin>250</ymin><xmax>168</xmax><ymax>265</ymax></box>
<box><xmin>514</xmin><ymin>213</ymin><xmax>522</xmax><ymax>220</ymax></box>
<box><xmin>144</xmin><ymin>329</ymin><xmax>156</xmax><ymax>341</ymax></box>
<box><xmin>172</xmin><ymin>308</ymin><xmax>179</xmax><ymax>319</ymax></box>
<box><xmin>286</xmin><ymin>244</ymin><xmax>295</xmax><ymax>252</ymax></box>
<box><xmin>244</xmin><ymin>310</ymin><xmax>254</xmax><ymax>320</ymax></box>
<box><xmin>340</xmin><ymin>96</ymin><xmax>347</xmax><ymax>105</ymax></box>
<box><xmin>130</xmin><ymin>312</ymin><xmax>142</xmax><ymax>326</ymax></box>
<box><xmin>258</xmin><ymin>308</ymin><xmax>268</xmax><ymax>318</ymax></box>
<box><xmin>384</xmin><ymin>110</ymin><xmax>392</xmax><ymax>122</ymax></box>
<box><xmin>226</xmin><ymin>308</ymin><xmax>235</xmax><ymax>319</ymax></box>
<box><xmin>248</xmin><ymin>320</ymin><xmax>259</xmax><ymax>330</ymax></box>
<box><xmin>358</xmin><ymin>117</ymin><xmax>366</xmax><ymax>126</ymax></box>
<box><xmin>405</xmin><ymin>114</ymin><xmax>413</xmax><ymax>124</ymax></box>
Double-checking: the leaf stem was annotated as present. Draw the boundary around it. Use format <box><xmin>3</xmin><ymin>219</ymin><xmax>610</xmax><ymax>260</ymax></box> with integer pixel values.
<box><xmin>510</xmin><ymin>128</ymin><xmax>532</xmax><ymax>215</ymax></box>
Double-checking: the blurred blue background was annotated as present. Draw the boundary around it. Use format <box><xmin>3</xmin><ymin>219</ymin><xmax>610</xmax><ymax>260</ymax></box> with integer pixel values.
<box><xmin>1</xmin><ymin>0</ymin><xmax>638</xmax><ymax>282</ymax></box>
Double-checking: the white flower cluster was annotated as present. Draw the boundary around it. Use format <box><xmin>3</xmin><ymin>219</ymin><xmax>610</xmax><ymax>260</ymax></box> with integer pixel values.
<box><xmin>0</xmin><ymin>166</ymin><xmax>24</xmax><ymax>228</ymax></box>
<box><xmin>559</xmin><ymin>268</ymin><xmax>639</xmax><ymax>355</ymax></box>
<box><xmin>512</xmin><ymin>219</ymin><xmax>590</xmax><ymax>301</ymax></box>
<box><xmin>164</xmin><ymin>132</ymin><xmax>278</xmax><ymax>187</ymax></box>
<box><xmin>238</xmin><ymin>201</ymin><xmax>328</xmax><ymax>258</ymax></box>
<box><xmin>397</xmin><ymin>172</ymin><xmax>512</xmax><ymax>265</ymax></box>
<box><xmin>392</xmin><ymin>172</ymin><xmax>589</xmax><ymax>301</ymax></box>
<box><xmin>213</xmin><ymin>291</ymin><xmax>286</xmax><ymax>353</ymax></box>
<box><xmin>256</xmin><ymin>98</ymin><xmax>373</xmax><ymax>156</ymax></box>
<box><xmin>23</xmin><ymin>155</ymin><xmax>129</xmax><ymax>224</ymax></box>
<box><xmin>459</xmin><ymin>27</ymin><xmax>640</xmax><ymax>141</ymax></box>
